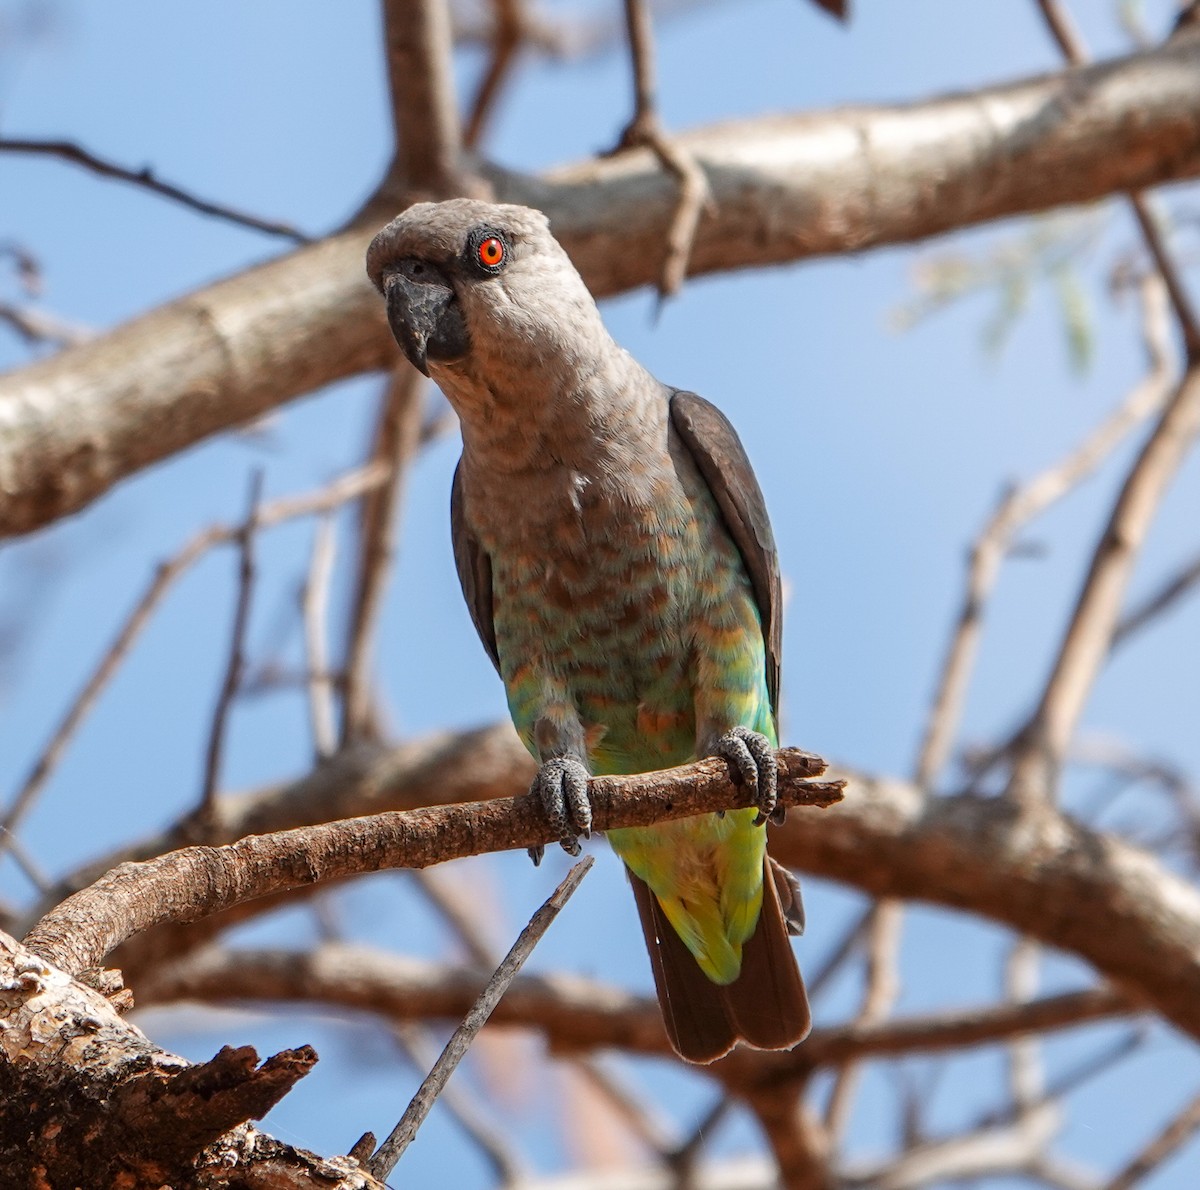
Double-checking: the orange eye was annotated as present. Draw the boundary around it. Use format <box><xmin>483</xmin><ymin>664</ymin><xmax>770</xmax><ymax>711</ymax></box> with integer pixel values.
<box><xmin>477</xmin><ymin>236</ymin><xmax>505</xmax><ymax>268</ymax></box>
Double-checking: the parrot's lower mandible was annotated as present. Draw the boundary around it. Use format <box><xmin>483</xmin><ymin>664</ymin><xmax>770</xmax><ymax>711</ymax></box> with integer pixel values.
<box><xmin>367</xmin><ymin>199</ymin><xmax>811</xmax><ymax>1062</ymax></box>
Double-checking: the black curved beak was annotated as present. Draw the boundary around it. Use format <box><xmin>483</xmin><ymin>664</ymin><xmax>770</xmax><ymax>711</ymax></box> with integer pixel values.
<box><xmin>383</xmin><ymin>268</ymin><xmax>456</xmax><ymax>377</ymax></box>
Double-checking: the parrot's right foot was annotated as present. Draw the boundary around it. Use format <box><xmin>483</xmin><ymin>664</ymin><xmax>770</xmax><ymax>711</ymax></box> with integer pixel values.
<box><xmin>527</xmin><ymin>757</ymin><xmax>593</xmax><ymax>865</ymax></box>
<box><xmin>714</xmin><ymin>726</ymin><xmax>780</xmax><ymax>826</ymax></box>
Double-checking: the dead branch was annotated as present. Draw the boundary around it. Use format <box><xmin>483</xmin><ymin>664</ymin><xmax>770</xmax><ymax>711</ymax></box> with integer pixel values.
<box><xmin>137</xmin><ymin>943</ymin><xmax>1129</xmax><ymax>1068</ymax></box>
<box><xmin>914</xmin><ymin>274</ymin><xmax>1174</xmax><ymax>790</ymax></box>
<box><xmin>4</xmin><ymin>38</ymin><xmax>1200</xmax><ymax>537</ymax></box>
<box><xmin>0</xmin><ymin>464</ymin><xmax>388</xmax><ymax>868</ymax></box>
<box><xmin>822</xmin><ymin>899</ymin><xmax>902</xmax><ymax>1141</ymax></box>
<box><xmin>1033</xmin><ymin>0</ymin><xmax>1200</xmax><ymax>354</ymax></box>
<box><xmin>342</xmin><ymin>365</ymin><xmax>425</xmax><ymax>743</ymax></box>
<box><xmin>1008</xmin><ymin>364</ymin><xmax>1200</xmax><ymax>806</ymax></box>
<box><xmin>368</xmin><ymin>857</ymin><xmax>593</xmax><ymax>1179</ymax></box>
<box><xmin>23</xmin><ymin>749</ymin><xmax>838</xmax><ymax>974</ymax></box>
<box><xmin>464</xmin><ymin>0</ymin><xmax>525</xmax><ymax>148</ymax></box>
<box><xmin>1104</xmin><ymin>1091</ymin><xmax>1200</xmax><ymax>1190</ymax></box>
<box><xmin>1112</xmin><ymin>548</ymin><xmax>1200</xmax><ymax>646</ymax></box>
<box><xmin>198</xmin><ymin>470</ymin><xmax>264</xmax><ymax>816</ymax></box>
<box><xmin>611</xmin><ymin>0</ymin><xmax>713</xmax><ymax>301</ymax></box>
<box><xmin>0</xmin><ymin>137</ymin><xmax>312</xmax><ymax>243</ymax></box>
<box><xmin>0</xmin><ymin>930</ymin><xmax>381</xmax><ymax>1189</ymax></box>
<box><xmin>302</xmin><ymin>513</ymin><xmax>339</xmax><ymax>759</ymax></box>
<box><xmin>0</xmin><ymin>299</ymin><xmax>91</xmax><ymax>348</ymax></box>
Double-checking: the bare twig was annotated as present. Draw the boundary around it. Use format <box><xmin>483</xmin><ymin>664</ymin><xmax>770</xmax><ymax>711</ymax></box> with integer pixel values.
<box><xmin>0</xmin><ymin>137</ymin><xmax>312</xmax><ymax>243</ymax></box>
<box><xmin>342</xmin><ymin>365</ymin><xmax>425</xmax><ymax>744</ymax></box>
<box><xmin>464</xmin><ymin>0</ymin><xmax>524</xmax><ymax>149</ymax></box>
<box><xmin>198</xmin><ymin>471</ymin><xmax>264</xmax><ymax>817</ymax></box>
<box><xmin>1104</xmin><ymin>1091</ymin><xmax>1200</xmax><ymax>1190</ymax></box>
<box><xmin>367</xmin><ymin>857</ymin><xmax>594</xmax><ymax>1180</ymax></box>
<box><xmin>822</xmin><ymin>899</ymin><xmax>902</xmax><ymax>1141</ymax></box>
<box><xmin>1007</xmin><ymin>362</ymin><xmax>1200</xmax><ymax>806</ymax></box>
<box><xmin>805</xmin><ymin>904</ymin><xmax>873</xmax><ymax>1003</ymax></box>
<box><xmin>1034</xmin><ymin>0</ymin><xmax>1088</xmax><ymax>63</ymax></box>
<box><xmin>915</xmin><ymin>275</ymin><xmax>1173</xmax><ymax>790</ymax></box>
<box><xmin>1032</xmin><ymin>0</ymin><xmax>1198</xmax><ymax>349</ymax></box>
<box><xmin>1112</xmin><ymin>549</ymin><xmax>1200</xmax><ymax>646</ymax></box>
<box><xmin>302</xmin><ymin>514</ymin><xmax>339</xmax><ymax>761</ymax></box>
<box><xmin>0</xmin><ymin>464</ymin><xmax>387</xmax><ymax>867</ymax></box>
<box><xmin>1006</xmin><ymin>1</ymin><xmax>1200</xmax><ymax>806</ymax></box>
<box><xmin>1005</xmin><ymin>937</ymin><xmax>1044</xmax><ymax>1111</ymax></box>
<box><xmin>610</xmin><ymin>0</ymin><xmax>713</xmax><ymax>301</ymax></box>
<box><xmin>391</xmin><ymin>1024</ymin><xmax>526</xmax><ymax>1184</ymax></box>
<box><xmin>0</xmin><ymin>301</ymin><xmax>91</xmax><ymax>349</ymax></box>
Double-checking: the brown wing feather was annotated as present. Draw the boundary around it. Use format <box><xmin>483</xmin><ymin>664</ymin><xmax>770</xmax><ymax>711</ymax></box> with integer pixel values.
<box><xmin>450</xmin><ymin>461</ymin><xmax>500</xmax><ymax>673</ymax></box>
<box><xmin>668</xmin><ymin>391</ymin><xmax>783</xmax><ymax>722</ymax></box>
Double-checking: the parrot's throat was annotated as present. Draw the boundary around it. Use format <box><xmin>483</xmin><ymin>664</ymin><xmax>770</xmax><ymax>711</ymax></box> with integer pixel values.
<box><xmin>442</xmin><ymin>345</ymin><xmax>670</xmax><ymax>480</ymax></box>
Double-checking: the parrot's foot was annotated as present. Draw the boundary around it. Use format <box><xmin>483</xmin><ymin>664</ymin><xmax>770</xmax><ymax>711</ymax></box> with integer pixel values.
<box><xmin>714</xmin><ymin>727</ymin><xmax>781</xmax><ymax>826</ymax></box>
<box><xmin>527</xmin><ymin>757</ymin><xmax>593</xmax><ymax>865</ymax></box>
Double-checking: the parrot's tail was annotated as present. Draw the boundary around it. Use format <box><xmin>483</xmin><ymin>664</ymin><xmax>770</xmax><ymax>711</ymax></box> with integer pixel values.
<box><xmin>628</xmin><ymin>857</ymin><xmax>812</xmax><ymax>1064</ymax></box>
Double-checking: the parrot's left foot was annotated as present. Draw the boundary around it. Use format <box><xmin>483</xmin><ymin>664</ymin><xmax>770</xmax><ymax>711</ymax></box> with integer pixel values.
<box><xmin>714</xmin><ymin>726</ymin><xmax>781</xmax><ymax>826</ymax></box>
<box><xmin>527</xmin><ymin>756</ymin><xmax>593</xmax><ymax>864</ymax></box>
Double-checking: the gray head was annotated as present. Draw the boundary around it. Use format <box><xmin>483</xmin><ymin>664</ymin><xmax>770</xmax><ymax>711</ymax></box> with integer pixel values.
<box><xmin>366</xmin><ymin>200</ymin><xmax>610</xmax><ymax>411</ymax></box>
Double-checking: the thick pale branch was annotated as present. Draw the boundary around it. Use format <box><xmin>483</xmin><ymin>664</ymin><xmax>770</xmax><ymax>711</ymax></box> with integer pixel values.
<box><xmin>772</xmin><ymin>771</ymin><xmax>1200</xmax><ymax>1043</ymax></box>
<box><xmin>23</xmin><ymin>750</ymin><xmax>838</xmax><ymax>974</ymax></box>
<box><xmin>4</xmin><ymin>40</ymin><xmax>1200</xmax><ymax>536</ymax></box>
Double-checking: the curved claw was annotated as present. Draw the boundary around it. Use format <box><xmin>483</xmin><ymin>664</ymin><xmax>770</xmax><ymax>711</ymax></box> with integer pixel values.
<box><xmin>527</xmin><ymin>756</ymin><xmax>593</xmax><ymax>864</ymax></box>
<box><xmin>715</xmin><ymin>726</ymin><xmax>780</xmax><ymax>826</ymax></box>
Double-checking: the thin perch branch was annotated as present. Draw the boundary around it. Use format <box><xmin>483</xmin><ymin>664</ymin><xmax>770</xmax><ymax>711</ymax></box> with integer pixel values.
<box><xmin>22</xmin><ymin>748</ymin><xmax>838</xmax><ymax>974</ymax></box>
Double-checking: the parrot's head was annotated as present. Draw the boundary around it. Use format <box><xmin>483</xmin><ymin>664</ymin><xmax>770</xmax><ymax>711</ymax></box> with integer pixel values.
<box><xmin>367</xmin><ymin>199</ymin><xmax>605</xmax><ymax>404</ymax></box>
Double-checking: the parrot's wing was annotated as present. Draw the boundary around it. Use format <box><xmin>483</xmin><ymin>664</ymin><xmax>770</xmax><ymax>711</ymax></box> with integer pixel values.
<box><xmin>451</xmin><ymin>460</ymin><xmax>500</xmax><ymax>673</ymax></box>
<box><xmin>669</xmin><ymin>391</ymin><xmax>782</xmax><ymax>721</ymax></box>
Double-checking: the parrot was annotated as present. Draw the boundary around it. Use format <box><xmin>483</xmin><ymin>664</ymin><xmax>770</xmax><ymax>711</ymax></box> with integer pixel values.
<box><xmin>366</xmin><ymin>199</ymin><xmax>810</xmax><ymax>1063</ymax></box>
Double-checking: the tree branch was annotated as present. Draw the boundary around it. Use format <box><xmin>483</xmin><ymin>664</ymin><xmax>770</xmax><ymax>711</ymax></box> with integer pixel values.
<box><xmin>1008</xmin><ymin>363</ymin><xmax>1200</xmax><ymax>805</ymax></box>
<box><xmin>3</xmin><ymin>39</ymin><xmax>1200</xmax><ymax>537</ymax></box>
<box><xmin>341</xmin><ymin>365</ymin><xmax>425</xmax><ymax>744</ymax></box>
<box><xmin>0</xmin><ymin>137</ymin><xmax>313</xmax><ymax>244</ymax></box>
<box><xmin>23</xmin><ymin>749</ymin><xmax>838</xmax><ymax>974</ymax></box>
<box><xmin>0</xmin><ymin>930</ymin><xmax>381</xmax><ymax>1189</ymax></box>
<box><xmin>770</xmin><ymin>770</ymin><xmax>1200</xmax><ymax>1044</ymax></box>
<box><xmin>382</xmin><ymin>0</ymin><xmax>465</xmax><ymax>193</ymax></box>
<box><xmin>138</xmin><ymin>942</ymin><xmax>1130</xmax><ymax>1069</ymax></box>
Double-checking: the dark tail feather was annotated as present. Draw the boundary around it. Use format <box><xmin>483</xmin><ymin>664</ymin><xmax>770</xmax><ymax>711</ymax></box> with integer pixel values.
<box><xmin>628</xmin><ymin>859</ymin><xmax>811</xmax><ymax>1064</ymax></box>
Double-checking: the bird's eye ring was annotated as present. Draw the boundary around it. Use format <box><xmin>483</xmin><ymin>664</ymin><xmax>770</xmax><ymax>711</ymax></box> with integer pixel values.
<box><xmin>477</xmin><ymin>237</ymin><xmax>505</xmax><ymax>268</ymax></box>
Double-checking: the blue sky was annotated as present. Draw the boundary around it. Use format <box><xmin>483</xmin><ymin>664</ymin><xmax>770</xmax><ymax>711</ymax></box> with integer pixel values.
<box><xmin>2</xmin><ymin>1</ymin><xmax>1199</xmax><ymax>1185</ymax></box>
